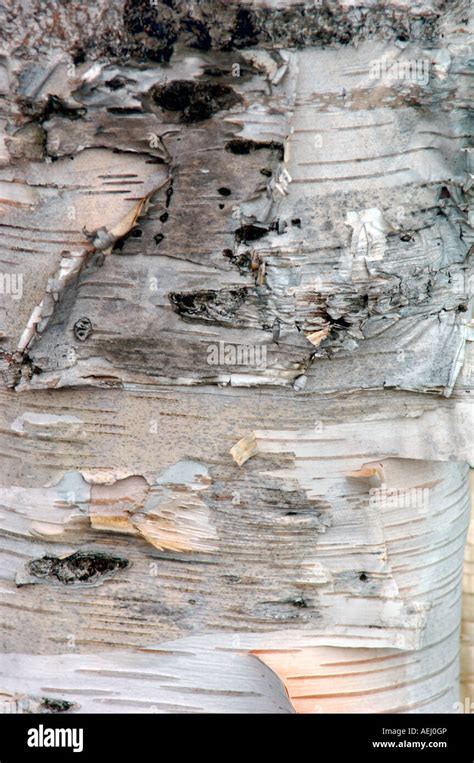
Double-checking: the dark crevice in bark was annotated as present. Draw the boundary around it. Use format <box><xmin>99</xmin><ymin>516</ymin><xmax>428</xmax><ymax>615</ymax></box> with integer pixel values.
<box><xmin>149</xmin><ymin>80</ymin><xmax>241</xmax><ymax>122</ymax></box>
<box><xmin>225</xmin><ymin>139</ymin><xmax>284</xmax><ymax>161</ymax></box>
<box><xmin>39</xmin><ymin>698</ymin><xmax>76</xmax><ymax>713</ymax></box>
<box><xmin>169</xmin><ymin>287</ymin><xmax>249</xmax><ymax>325</ymax></box>
<box><xmin>26</xmin><ymin>552</ymin><xmax>129</xmax><ymax>585</ymax></box>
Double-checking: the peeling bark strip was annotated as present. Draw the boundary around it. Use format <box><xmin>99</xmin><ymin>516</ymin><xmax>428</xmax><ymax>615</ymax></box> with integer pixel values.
<box><xmin>8</xmin><ymin>174</ymin><xmax>172</xmax><ymax>385</ymax></box>
<box><xmin>0</xmin><ymin>651</ymin><xmax>294</xmax><ymax>714</ymax></box>
<box><xmin>0</xmin><ymin>0</ymin><xmax>473</xmax><ymax>716</ymax></box>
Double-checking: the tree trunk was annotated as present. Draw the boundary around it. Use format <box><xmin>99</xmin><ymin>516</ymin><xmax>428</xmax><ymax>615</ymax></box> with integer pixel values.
<box><xmin>461</xmin><ymin>473</ymin><xmax>474</xmax><ymax>710</ymax></box>
<box><xmin>0</xmin><ymin>0</ymin><xmax>472</xmax><ymax>714</ymax></box>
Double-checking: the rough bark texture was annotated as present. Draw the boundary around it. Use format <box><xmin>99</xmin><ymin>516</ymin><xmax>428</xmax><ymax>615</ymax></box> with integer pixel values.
<box><xmin>0</xmin><ymin>0</ymin><xmax>472</xmax><ymax>713</ymax></box>
<box><xmin>461</xmin><ymin>473</ymin><xmax>474</xmax><ymax>707</ymax></box>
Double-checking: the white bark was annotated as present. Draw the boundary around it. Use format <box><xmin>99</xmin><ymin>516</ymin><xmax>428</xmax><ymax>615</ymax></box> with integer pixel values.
<box><xmin>461</xmin><ymin>472</ymin><xmax>474</xmax><ymax>708</ymax></box>
<box><xmin>0</xmin><ymin>0</ymin><xmax>472</xmax><ymax>713</ymax></box>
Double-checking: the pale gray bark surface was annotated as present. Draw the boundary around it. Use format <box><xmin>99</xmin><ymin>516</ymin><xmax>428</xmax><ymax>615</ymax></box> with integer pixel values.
<box><xmin>0</xmin><ymin>0</ymin><xmax>472</xmax><ymax>713</ymax></box>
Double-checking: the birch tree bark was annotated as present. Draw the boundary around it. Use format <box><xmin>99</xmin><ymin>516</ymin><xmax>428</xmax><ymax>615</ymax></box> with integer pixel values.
<box><xmin>0</xmin><ymin>0</ymin><xmax>472</xmax><ymax>714</ymax></box>
<box><xmin>461</xmin><ymin>473</ymin><xmax>474</xmax><ymax>710</ymax></box>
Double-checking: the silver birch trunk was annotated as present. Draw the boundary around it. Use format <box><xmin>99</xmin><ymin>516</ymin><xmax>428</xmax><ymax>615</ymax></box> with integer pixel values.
<box><xmin>0</xmin><ymin>0</ymin><xmax>472</xmax><ymax>714</ymax></box>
